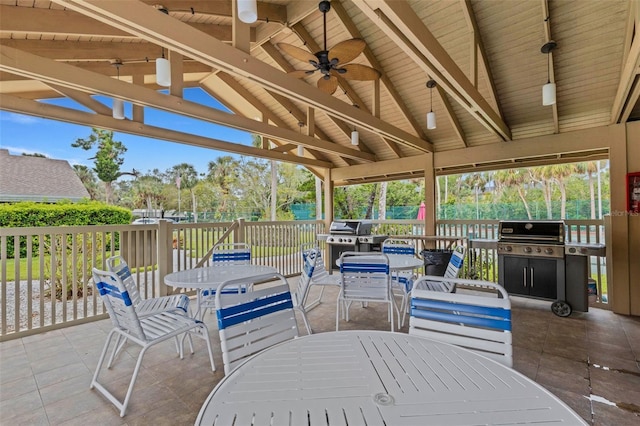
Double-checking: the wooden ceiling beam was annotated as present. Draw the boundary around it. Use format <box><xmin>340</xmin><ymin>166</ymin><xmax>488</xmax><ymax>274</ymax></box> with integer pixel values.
<box><xmin>0</xmin><ymin>45</ymin><xmax>371</xmax><ymax>161</ymax></box>
<box><xmin>0</xmin><ymin>5</ymin><xmax>252</xmax><ymax>42</ymax></box>
<box><xmin>47</xmin><ymin>83</ymin><xmax>113</xmax><ymax>116</ymax></box>
<box><xmin>356</xmin><ymin>0</ymin><xmax>511</xmax><ymax>141</ymax></box>
<box><xmin>1</xmin><ymin>94</ymin><xmax>332</xmax><ymax>168</ymax></box>
<box><xmin>52</xmin><ymin>0</ymin><xmax>431</xmax><ymax>152</ymax></box>
<box><xmin>331</xmin><ymin>0</ymin><xmax>426</xmax><ymax>141</ymax></box>
<box><xmin>611</xmin><ymin>0</ymin><xmax>640</xmax><ymax>123</ymax></box>
<box><xmin>139</xmin><ymin>0</ymin><xmax>287</xmax><ymax>24</ymax></box>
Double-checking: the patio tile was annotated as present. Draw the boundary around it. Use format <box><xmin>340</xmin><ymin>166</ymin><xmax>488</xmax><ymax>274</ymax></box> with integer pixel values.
<box><xmin>589</xmin><ymin>367</ymin><xmax>640</xmax><ymax>409</ymax></box>
<box><xmin>535</xmin><ymin>365</ymin><xmax>591</xmax><ymax>395</ymax></box>
<box><xmin>541</xmin><ymin>384</ymin><xmax>592</xmax><ymax>423</ymax></box>
<box><xmin>34</xmin><ymin>361</ymin><xmax>91</xmax><ymax>389</ymax></box>
<box><xmin>0</xmin><ymin>374</ymin><xmax>37</xmax><ymax>401</ymax></box>
<box><xmin>44</xmin><ymin>386</ymin><xmax>109</xmax><ymax>424</ymax></box>
<box><xmin>538</xmin><ymin>352</ymin><xmax>589</xmax><ymax>378</ymax></box>
<box><xmin>0</xmin><ymin>389</ymin><xmax>44</xmax><ymax>419</ymax></box>
<box><xmin>592</xmin><ymin>399</ymin><xmax>640</xmax><ymax>426</ymax></box>
<box><xmin>38</xmin><ymin>371</ymin><xmax>93</xmax><ymax>406</ymax></box>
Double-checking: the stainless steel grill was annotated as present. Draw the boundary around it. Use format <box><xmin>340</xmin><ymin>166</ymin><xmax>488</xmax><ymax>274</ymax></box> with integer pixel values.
<box><xmin>323</xmin><ymin>221</ymin><xmax>386</xmax><ymax>270</ymax></box>
<box><xmin>497</xmin><ymin>220</ymin><xmax>605</xmax><ymax>317</ymax></box>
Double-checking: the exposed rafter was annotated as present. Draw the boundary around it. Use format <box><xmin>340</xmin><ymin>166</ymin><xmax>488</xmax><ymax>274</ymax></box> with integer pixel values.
<box><xmin>0</xmin><ymin>45</ymin><xmax>372</xmax><ymax>161</ymax></box>
<box><xmin>51</xmin><ymin>0</ymin><xmax>432</xmax><ymax>153</ymax></box>
<box><xmin>1</xmin><ymin>94</ymin><xmax>332</xmax><ymax>168</ymax></box>
<box><xmin>354</xmin><ymin>0</ymin><xmax>511</xmax><ymax>141</ymax></box>
<box><xmin>611</xmin><ymin>0</ymin><xmax>640</xmax><ymax>123</ymax></box>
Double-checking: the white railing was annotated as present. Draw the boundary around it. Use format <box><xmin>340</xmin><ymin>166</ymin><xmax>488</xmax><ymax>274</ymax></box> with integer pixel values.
<box><xmin>0</xmin><ymin>219</ymin><xmax>606</xmax><ymax>340</ymax></box>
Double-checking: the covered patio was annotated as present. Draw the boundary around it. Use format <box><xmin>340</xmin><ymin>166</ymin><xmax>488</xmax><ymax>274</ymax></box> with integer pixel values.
<box><xmin>1</xmin><ymin>284</ymin><xmax>639</xmax><ymax>424</ymax></box>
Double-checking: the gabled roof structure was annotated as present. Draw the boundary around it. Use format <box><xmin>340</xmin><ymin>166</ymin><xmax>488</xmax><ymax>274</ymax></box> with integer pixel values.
<box><xmin>0</xmin><ymin>149</ymin><xmax>90</xmax><ymax>202</ymax></box>
<box><xmin>0</xmin><ymin>0</ymin><xmax>635</xmax><ymax>185</ymax></box>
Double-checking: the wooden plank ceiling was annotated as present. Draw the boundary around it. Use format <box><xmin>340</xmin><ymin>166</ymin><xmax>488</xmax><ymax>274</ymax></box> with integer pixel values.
<box><xmin>0</xmin><ymin>0</ymin><xmax>635</xmax><ymax>183</ymax></box>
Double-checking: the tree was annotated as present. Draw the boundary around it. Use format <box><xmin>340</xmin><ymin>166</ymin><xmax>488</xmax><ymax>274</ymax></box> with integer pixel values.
<box><xmin>21</xmin><ymin>152</ymin><xmax>47</xmax><ymax>157</ymax></box>
<box><xmin>548</xmin><ymin>163</ymin><xmax>576</xmax><ymax>219</ymax></box>
<box><xmin>494</xmin><ymin>168</ymin><xmax>533</xmax><ymax>219</ymax></box>
<box><xmin>208</xmin><ymin>156</ymin><xmax>240</xmax><ymax>218</ymax></box>
<box><xmin>73</xmin><ymin>164</ymin><xmax>101</xmax><ymax>200</ymax></box>
<box><xmin>169</xmin><ymin>163</ymin><xmax>198</xmax><ymax>222</ymax></box>
<box><xmin>529</xmin><ymin>167</ymin><xmax>555</xmax><ymax>219</ymax></box>
<box><xmin>133</xmin><ymin>174</ymin><xmax>165</xmax><ymax>211</ymax></box>
<box><xmin>378</xmin><ymin>182</ymin><xmax>388</xmax><ymax>220</ymax></box>
<box><xmin>71</xmin><ymin>128</ymin><xmax>136</xmax><ymax>203</ymax></box>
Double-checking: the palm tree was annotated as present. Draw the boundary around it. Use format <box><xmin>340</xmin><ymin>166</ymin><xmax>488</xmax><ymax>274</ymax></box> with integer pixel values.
<box><xmin>73</xmin><ymin>164</ymin><xmax>101</xmax><ymax>200</ymax></box>
<box><xmin>208</xmin><ymin>156</ymin><xmax>239</xmax><ymax>217</ymax></box>
<box><xmin>529</xmin><ymin>167</ymin><xmax>555</xmax><ymax>219</ymax></box>
<box><xmin>378</xmin><ymin>182</ymin><xmax>388</xmax><ymax>220</ymax></box>
<box><xmin>576</xmin><ymin>162</ymin><xmax>599</xmax><ymax>219</ymax></box>
<box><xmin>169</xmin><ymin>163</ymin><xmax>198</xmax><ymax>222</ymax></box>
<box><xmin>548</xmin><ymin>163</ymin><xmax>577</xmax><ymax>219</ymax></box>
<box><xmin>494</xmin><ymin>168</ymin><xmax>533</xmax><ymax>219</ymax></box>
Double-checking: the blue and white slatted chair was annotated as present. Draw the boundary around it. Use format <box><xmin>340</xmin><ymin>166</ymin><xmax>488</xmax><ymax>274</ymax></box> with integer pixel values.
<box><xmin>382</xmin><ymin>238</ymin><xmax>418</xmax><ymax>323</ymax></box>
<box><xmin>91</xmin><ymin>267</ymin><xmax>215</xmax><ymax>417</ymax></box>
<box><xmin>300</xmin><ymin>243</ymin><xmax>339</xmax><ymax>311</ymax></box>
<box><xmin>106</xmin><ymin>255</ymin><xmax>191</xmax><ymax>317</ymax></box>
<box><xmin>215</xmin><ymin>273</ymin><xmax>304</xmax><ymax>375</ymax></box>
<box><xmin>336</xmin><ymin>252</ymin><xmax>398</xmax><ymax>332</ymax></box>
<box><xmin>409</xmin><ymin>276</ymin><xmax>513</xmax><ymax>367</ymax></box>
<box><xmin>197</xmin><ymin>242</ymin><xmax>251</xmax><ymax>320</ymax></box>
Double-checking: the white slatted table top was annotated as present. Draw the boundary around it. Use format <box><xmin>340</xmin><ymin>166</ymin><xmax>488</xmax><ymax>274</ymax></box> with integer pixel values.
<box><xmin>196</xmin><ymin>330</ymin><xmax>587</xmax><ymax>425</ymax></box>
<box><xmin>164</xmin><ymin>265</ymin><xmax>277</xmax><ymax>289</ymax></box>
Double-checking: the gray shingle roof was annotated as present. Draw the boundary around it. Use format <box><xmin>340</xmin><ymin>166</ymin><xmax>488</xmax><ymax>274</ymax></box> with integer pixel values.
<box><xmin>0</xmin><ymin>149</ymin><xmax>90</xmax><ymax>202</ymax></box>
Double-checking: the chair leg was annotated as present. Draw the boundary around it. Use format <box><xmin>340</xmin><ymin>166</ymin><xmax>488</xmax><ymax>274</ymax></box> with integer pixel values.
<box><xmin>336</xmin><ymin>297</ymin><xmax>341</xmax><ymax>331</ymax></box>
<box><xmin>296</xmin><ymin>307</ymin><xmax>313</xmax><ymax>335</ymax></box>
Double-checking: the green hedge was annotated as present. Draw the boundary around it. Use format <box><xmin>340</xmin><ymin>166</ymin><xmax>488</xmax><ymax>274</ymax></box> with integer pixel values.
<box><xmin>0</xmin><ymin>201</ymin><xmax>132</xmax><ymax>258</ymax></box>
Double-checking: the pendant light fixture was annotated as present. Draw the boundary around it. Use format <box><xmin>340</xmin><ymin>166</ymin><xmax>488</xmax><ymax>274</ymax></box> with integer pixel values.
<box><xmin>112</xmin><ymin>60</ymin><xmax>125</xmax><ymax>120</ymax></box>
<box><xmin>351</xmin><ymin>128</ymin><xmax>359</xmax><ymax>146</ymax></box>
<box><xmin>297</xmin><ymin>121</ymin><xmax>305</xmax><ymax>156</ymax></box>
<box><xmin>426</xmin><ymin>80</ymin><xmax>437</xmax><ymax>129</ymax></box>
<box><xmin>155</xmin><ymin>7</ymin><xmax>171</xmax><ymax>87</ymax></box>
<box><xmin>237</xmin><ymin>0</ymin><xmax>257</xmax><ymax>24</ymax></box>
<box><xmin>541</xmin><ymin>41</ymin><xmax>557</xmax><ymax>106</ymax></box>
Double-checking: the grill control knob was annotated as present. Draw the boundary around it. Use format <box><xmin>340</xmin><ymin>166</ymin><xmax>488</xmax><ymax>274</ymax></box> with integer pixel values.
<box><xmin>505</xmin><ymin>246</ymin><xmax>512</xmax><ymax>252</ymax></box>
<box><xmin>545</xmin><ymin>248</ymin><xmax>553</xmax><ymax>255</ymax></box>
<box><xmin>568</xmin><ymin>247</ymin><xmax>576</xmax><ymax>254</ymax></box>
<box><xmin>535</xmin><ymin>247</ymin><xmax>542</xmax><ymax>253</ymax></box>
<box><xmin>524</xmin><ymin>246</ymin><xmax>532</xmax><ymax>253</ymax></box>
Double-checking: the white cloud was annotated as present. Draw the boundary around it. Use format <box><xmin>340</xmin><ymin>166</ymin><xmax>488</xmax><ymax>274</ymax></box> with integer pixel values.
<box><xmin>0</xmin><ymin>112</ymin><xmax>39</xmax><ymax>124</ymax></box>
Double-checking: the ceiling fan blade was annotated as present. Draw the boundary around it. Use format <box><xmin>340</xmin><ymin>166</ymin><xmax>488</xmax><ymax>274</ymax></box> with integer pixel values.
<box><xmin>289</xmin><ymin>70</ymin><xmax>315</xmax><ymax>78</ymax></box>
<box><xmin>328</xmin><ymin>38</ymin><xmax>366</xmax><ymax>65</ymax></box>
<box><xmin>276</xmin><ymin>43</ymin><xmax>318</xmax><ymax>65</ymax></box>
<box><xmin>338</xmin><ymin>64</ymin><xmax>381</xmax><ymax>81</ymax></box>
<box><xmin>317</xmin><ymin>75</ymin><xmax>338</xmax><ymax>95</ymax></box>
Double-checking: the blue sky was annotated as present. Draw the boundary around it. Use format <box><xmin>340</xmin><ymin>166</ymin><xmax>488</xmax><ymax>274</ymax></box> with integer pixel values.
<box><xmin>0</xmin><ymin>88</ymin><xmax>254</xmax><ymax>177</ymax></box>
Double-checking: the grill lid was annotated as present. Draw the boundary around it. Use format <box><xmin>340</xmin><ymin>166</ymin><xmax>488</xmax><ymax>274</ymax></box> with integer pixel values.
<box><xmin>329</xmin><ymin>220</ymin><xmax>372</xmax><ymax>235</ymax></box>
<box><xmin>498</xmin><ymin>220</ymin><xmax>565</xmax><ymax>244</ymax></box>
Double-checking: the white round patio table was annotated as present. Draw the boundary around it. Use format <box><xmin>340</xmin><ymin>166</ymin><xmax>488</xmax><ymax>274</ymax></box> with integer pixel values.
<box><xmin>336</xmin><ymin>253</ymin><xmax>423</xmax><ymax>271</ymax></box>
<box><xmin>196</xmin><ymin>330</ymin><xmax>587</xmax><ymax>425</ymax></box>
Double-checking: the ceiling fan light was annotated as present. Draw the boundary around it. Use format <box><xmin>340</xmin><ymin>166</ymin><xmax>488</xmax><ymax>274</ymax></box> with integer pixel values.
<box><xmin>112</xmin><ymin>98</ymin><xmax>125</xmax><ymax>120</ymax></box>
<box><xmin>542</xmin><ymin>82</ymin><xmax>556</xmax><ymax>106</ymax></box>
<box><xmin>156</xmin><ymin>57</ymin><xmax>171</xmax><ymax>87</ymax></box>
<box><xmin>297</xmin><ymin>145</ymin><xmax>304</xmax><ymax>156</ymax></box>
<box><xmin>427</xmin><ymin>111</ymin><xmax>437</xmax><ymax>130</ymax></box>
<box><xmin>351</xmin><ymin>129</ymin><xmax>359</xmax><ymax>146</ymax></box>
<box><xmin>237</xmin><ymin>0</ymin><xmax>257</xmax><ymax>24</ymax></box>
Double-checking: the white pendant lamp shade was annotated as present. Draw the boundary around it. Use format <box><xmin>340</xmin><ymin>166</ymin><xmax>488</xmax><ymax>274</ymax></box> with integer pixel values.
<box><xmin>426</xmin><ymin>111</ymin><xmax>436</xmax><ymax>130</ymax></box>
<box><xmin>112</xmin><ymin>99</ymin><xmax>125</xmax><ymax>120</ymax></box>
<box><xmin>237</xmin><ymin>0</ymin><xmax>257</xmax><ymax>24</ymax></box>
<box><xmin>156</xmin><ymin>57</ymin><xmax>171</xmax><ymax>87</ymax></box>
<box><xmin>542</xmin><ymin>82</ymin><xmax>556</xmax><ymax>106</ymax></box>
<box><xmin>351</xmin><ymin>129</ymin><xmax>359</xmax><ymax>146</ymax></box>
<box><xmin>297</xmin><ymin>145</ymin><xmax>304</xmax><ymax>156</ymax></box>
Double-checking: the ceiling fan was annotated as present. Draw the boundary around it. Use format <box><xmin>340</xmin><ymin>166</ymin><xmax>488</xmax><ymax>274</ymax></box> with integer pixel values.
<box><xmin>277</xmin><ymin>0</ymin><xmax>381</xmax><ymax>95</ymax></box>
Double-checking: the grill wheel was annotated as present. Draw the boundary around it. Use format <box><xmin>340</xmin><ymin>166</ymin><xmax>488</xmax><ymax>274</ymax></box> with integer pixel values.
<box><xmin>551</xmin><ymin>300</ymin><xmax>572</xmax><ymax>317</ymax></box>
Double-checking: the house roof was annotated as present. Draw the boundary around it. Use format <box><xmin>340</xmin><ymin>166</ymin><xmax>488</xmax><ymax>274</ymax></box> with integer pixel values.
<box><xmin>0</xmin><ymin>149</ymin><xmax>90</xmax><ymax>202</ymax></box>
<box><xmin>0</xmin><ymin>1</ymin><xmax>634</xmax><ymax>184</ymax></box>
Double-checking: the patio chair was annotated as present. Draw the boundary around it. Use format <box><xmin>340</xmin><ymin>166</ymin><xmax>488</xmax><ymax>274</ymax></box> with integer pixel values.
<box><xmin>106</xmin><ymin>255</ymin><xmax>191</xmax><ymax>317</ymax></box>
<box><xmin>382</xmin><ymin>238</ymin><xmax>418</xmax><ymax>323</ymax></box>
<box><xmin>215</xmin><ymin>273</ymin><xmax>303</xmax><ymax>374</ymax></box>
<box><xmin>198</xmin><ymin>242</ymin><xmax>251</xmax><ymax>320</ymax></box>
<box><xmin>409</xmin><ymin>276</ymin><xmax>513</xmax><ymax>367</ymax></box>
<box><xmin>300</xmin><ymin>243</ymin><xmax>339</xmax><ymax>311</ymax></box>
<box><xmin>336</xmin><ymin>252</ymin><xmax>398</xmax><ymax>332</ymax></box>
<box><xmin>91</xmin><ymin>267</ymin><xmax>215</xmax><ymax>417</ymax></box>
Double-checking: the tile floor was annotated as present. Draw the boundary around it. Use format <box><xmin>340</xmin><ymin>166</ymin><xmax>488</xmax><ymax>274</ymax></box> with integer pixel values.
<box><xmin>1</xmin><ymin>281</ymin><xmax>639</xmax><ymax>425</ymax></box>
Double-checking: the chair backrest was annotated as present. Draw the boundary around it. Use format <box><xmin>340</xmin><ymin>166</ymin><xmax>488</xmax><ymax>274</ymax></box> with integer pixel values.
<box><xmin>382</xmin><ymin>238</ymin><xmax>416</xmax><ymax>256</ymax></box>
<box><xmin>92</xmin><ymin>267</ymin><xmax>145</xmax><ymax>340</ymax></box>
<box><xmin>215</xmin><ymin>273</ymin><xmax>299</xmax><ymax>374</ymax></box>
<box><xmin>409</xmin><ymin>276</ymin><xmax>512</xmax><ymax>367</ymax></box>
<box><xmin>106</xmin><ymin>255</ymin><xmax>142</xmax><ymax>307</ymax></box>
<box><xmin>295</xmin><ymin>247</ymin><xmax>316</xmax><ymax>306</ymax></box>
<box><xmin>339</xmin><ymin>252</ymin><xmax>391</xmax><ymax>301</ymax></box>
<box><xmin>212</xmin><ymin>243</ymin><xmax>251</xmax><ymax>265</ymax></box>
<box><xmin>444</xmin><ymin>246</ymin><xmax>466</xmax><ymax>278</ymax></box>
<box><xmin>301</xmin><ymin>244</ymin><xmax>332</xmax><ymax>284</ymax></box>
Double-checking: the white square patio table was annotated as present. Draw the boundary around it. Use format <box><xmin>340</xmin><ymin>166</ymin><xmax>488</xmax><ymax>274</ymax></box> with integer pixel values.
<box><xmin>196</xmin><ymin>330</ymin><xmax>587</xmax><ymax>425</ymax></box>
